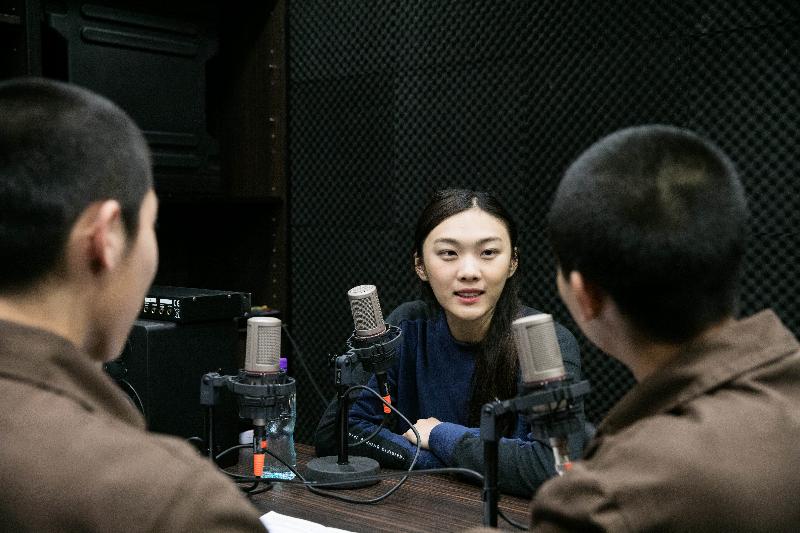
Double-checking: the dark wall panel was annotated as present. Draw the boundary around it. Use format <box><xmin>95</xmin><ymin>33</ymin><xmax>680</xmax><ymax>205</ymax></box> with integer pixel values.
<box><xmin>287</xmin><ymin>0</ymin><xmax>800</xmax><ymax>443</ymax></box>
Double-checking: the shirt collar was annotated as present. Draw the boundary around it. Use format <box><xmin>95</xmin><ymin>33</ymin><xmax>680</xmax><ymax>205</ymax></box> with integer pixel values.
<box><xmin>597</xmin><ymin>309</ymin><xmax>798</xmax><ymax>435</ymax></box>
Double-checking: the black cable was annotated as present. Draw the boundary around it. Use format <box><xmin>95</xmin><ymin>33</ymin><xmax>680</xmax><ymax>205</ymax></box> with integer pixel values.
<box><xmin>347</xmin><ymin>416</ymin><xmax>387</xmax><ymax>447</ymax></box>
<box><xmin>228</xmin><ymin>464</ymin><xmax>527</xmax><ymax>530</ymax></box>
<box><xmin>243</xmin><ymin>480</ymin><xmax>272</xmax><ymax>496</ymax></box>
<box><xmin>240</xmin><ymin>481</ymin><xmax>261</xmax><ymax>493</ymax></box>
<box><xmin>498</xmin><ymin>509</ymin><xmax>529</xmax><ymax>530</ymax></box>
<box><xmin>225</xmin><ymin>385</ymin><xmax>421</xmax><ymax>504</ymax></box>
<box><xmin>215</xmin><ymin>443</ymin><xmax>274</xmax><ymax>494</ymax></box>
<box><xmin>308</xmin><ymin>384</ymin><xmax>421</xmax><ymax>504</ymax></box>
<box><xmin>185</xmin><ymin>436</ymin><xmax>205</xmax><ymax>454</ymax></box>
<box><xmin>215</xmin><ymin>443</ymin><xmax>249</xmax><ymax>463</ymax></box>
<box><xmin>281</xmin><ymin>323</ymin><xmax>329</xmax><ymax>406</ymax></box>
<box><xmin>211</xmin><ymin>385</ymin><xmax>526</xmax><ymax>527</ymax></box>
<box><xmin>226</xmin><ymin>465</ymin><xmax>480</xmax><ymax>485</ymax></box>
<box><xmin>118</xmin><ymin>378</ymin><xmax>145</xmax><ymax>414</ymax></box>
<box><xmin>225</xmin><ymin>446</ymin><xmax>527</xmax><ymax>529</ymax></box>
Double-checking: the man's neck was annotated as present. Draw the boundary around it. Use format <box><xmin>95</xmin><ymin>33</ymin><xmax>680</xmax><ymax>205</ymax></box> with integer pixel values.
<box><xmin>622</xmin><ymin>341</ymin><xmax>684</xmax><ymax>382</ymax></box>
<box><xmin>0</xmin><ymin>282</ymin><xmax>89</xmax><ymax>351</ymax></box>
<box><xmin>620</xmin><ymin>317</ymin><xmax>735</xmax><ymax>382</ymax></box>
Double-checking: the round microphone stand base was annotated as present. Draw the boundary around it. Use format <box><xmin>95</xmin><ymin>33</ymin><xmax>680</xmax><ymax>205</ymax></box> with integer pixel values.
<box><xmin>305</xmin><ymin>455</ymin><xmax>380</xmax><ymax>489</ymax></box>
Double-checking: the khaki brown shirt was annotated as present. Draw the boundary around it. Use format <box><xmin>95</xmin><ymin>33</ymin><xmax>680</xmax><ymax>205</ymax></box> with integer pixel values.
<box><xmin>531</xmin><ymin>310</ymin><xmax>800</xmax><ymax>532</ymax></box>
<box><xmin>0</xmin><ymin>319</ymin><xmax>266</xmax><ymax>532</ymax></box>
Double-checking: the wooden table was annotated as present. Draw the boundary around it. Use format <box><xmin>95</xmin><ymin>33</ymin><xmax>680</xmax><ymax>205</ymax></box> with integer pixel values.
<box><xmin>241</xmin><ymin>444</ymin><xmax>530</xmax><ymax>532</ymax></box>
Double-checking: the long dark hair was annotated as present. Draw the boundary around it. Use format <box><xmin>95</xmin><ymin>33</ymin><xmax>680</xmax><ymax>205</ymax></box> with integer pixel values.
<box><xmin>414</xmin><ymin>189</ymin><xmax>520</xmax><ymax>435</ymax></box>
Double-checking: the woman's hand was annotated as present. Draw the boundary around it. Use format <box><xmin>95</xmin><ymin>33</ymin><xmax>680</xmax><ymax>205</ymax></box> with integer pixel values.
<box><xmin>402</xmin><ymin>417</ymin><xmax>442</xmax><ymax>449</ymax></box>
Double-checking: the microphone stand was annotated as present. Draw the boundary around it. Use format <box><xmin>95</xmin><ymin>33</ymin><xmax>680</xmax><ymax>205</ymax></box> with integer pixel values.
<box><xmin>200</xmin><ymin>370</ymin><xmax>296</xmax><ymax>475</ymax></box>
<box><xmin>479</xmin><ymin>378</ymin><xmax>590</xmax><ymax>527</ymax></box>
<box><xmin>305</xmin><ymin>325</ymin><xmax>401</xmax><ymax>489</ymax></box>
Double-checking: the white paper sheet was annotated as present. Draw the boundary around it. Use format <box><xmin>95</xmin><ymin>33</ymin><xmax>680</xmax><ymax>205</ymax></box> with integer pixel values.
<box><xmin>260</xmin><ymin>510</ymin><xmax>355</xmax><ymax>533</ymax></box>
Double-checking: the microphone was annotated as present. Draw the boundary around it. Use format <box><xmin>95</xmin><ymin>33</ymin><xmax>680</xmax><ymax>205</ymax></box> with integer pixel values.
<box><xmin>242</xmin><ymin>317</ymin><xmax>281</xmax><ymax>476</ymax></box>
<box><xmin>512</xmin><ymin>313</ymin><xmax>581</xmax><ymax>475</ymax></box>
<box><xmin>347</xmin><ymin>284</ymin><xmax>387</xmax><ymax>337</ymax></box>
<box><xmin>244</xmin><ymin>316</ymin><xmax>282</xmax><ymax>374</ymax></box>
<box><xmin>305</xmin><ymin>284</ymin><xmax>402</xmax><ymax>489</ymax></box>
<box><xmin>347</xmin><ymin>285</ymin><xmax>394</xmax><ymax>413</ymax></box>
<box><xmin>513</xmin><ymin>314</ymin><xmax>566</xmax><ymax>385</ymax></box>
<box><xmin>480</xmin><ymin>314</ymin><xmax>589</xmax><ymax>526</ymax></box>
<box><xmin>199</xmin><ymin>317</ymin><xmax>296</xmax><ymax>481</ymax></box>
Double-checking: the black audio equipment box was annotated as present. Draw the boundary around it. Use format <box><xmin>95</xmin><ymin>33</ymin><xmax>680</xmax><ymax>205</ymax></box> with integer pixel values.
<box><xmin>104</xmin><ymin>318</ymin><xmax>240</xmax><ymax>466</ymax></box>
<box><xmin>141</xmin><ymin>286</ymin><xmax>251</xmax><ymax>323</ymax></box>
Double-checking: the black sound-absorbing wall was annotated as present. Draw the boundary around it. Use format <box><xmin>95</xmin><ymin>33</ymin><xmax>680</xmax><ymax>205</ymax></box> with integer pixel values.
<box><xmin>286</xmin><ymin>1</ymin><xmax>800</xmax><ymax>444</ymax></box>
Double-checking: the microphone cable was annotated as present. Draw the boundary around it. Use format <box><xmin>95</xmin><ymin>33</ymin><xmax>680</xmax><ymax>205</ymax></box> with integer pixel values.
<box><xmin>347</xmin><ymin>416</ymin><xmax>388</xmax><ymax>447</ymax></box>
<box><xmin>224</xmin><ymin>463</ymin><xmax>528</xmax><ymax>530</ymax></box>
<box><xmin>117</xmin><ymin>377</ymin><xmax>146</xmax><ymax>415</ymax></box>
<box><xmin>213</xmin><ymin>444</ymin><xmax>274</xmax><ymax>495</ymax></box>
<box><xmin>216</xmin><ymin>384</ymin><xmax>419</xmax><ymax>503</ymax></box>
<box><xmin>214</xmin><ymin>384</ymin><xmax>528</xmax><ymax>530</ymax></box>
<box><xmin>311</xmin><ymin>384</ymin><xmax>421</xmax><ymax>504</ymax></box>
<box><xmin>501</xmin><ymin>508</ymin><xmax>531</xmax><ymax>529</ymax></box>
<box><xmin>281</xmin><ymin>321</ymin><xmax>392</xmax><ymax>447</ymax></box>
<box><xmin>221</xmin><ymin>449</ymin><xmax>527</xmax><ymax>529</ymax></box>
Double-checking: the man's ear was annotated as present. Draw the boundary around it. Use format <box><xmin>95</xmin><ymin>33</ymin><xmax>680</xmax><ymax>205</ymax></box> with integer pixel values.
<box><xmin>86</xmin><ymin>200</ymin><xmax>125</xmax><ymax>274</ymax></box>
<box><xmin>569</xmin><ymin>270</ymin><xmax>606</xmax><ymax>322</ymax></box>
<box><xmin>414</xmin><ymin>253</ymin><xmax>428</xmax><ymax>281</ymax></box>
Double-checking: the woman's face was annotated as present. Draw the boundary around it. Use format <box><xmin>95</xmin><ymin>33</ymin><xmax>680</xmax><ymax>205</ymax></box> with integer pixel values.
<box><xmin>416</xmin><ymin>207</ymin><xmax>517</xmax><ymax>343</ymax></box>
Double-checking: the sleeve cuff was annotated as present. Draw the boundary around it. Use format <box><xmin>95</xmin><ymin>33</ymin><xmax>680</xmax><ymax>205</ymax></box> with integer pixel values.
<box><xmin>428</xmin><ymin>422</ymin><xmax>476</xmax><ymax>465</ymax></box>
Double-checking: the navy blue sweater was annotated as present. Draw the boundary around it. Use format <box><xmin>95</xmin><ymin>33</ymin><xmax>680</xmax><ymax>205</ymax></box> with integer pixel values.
<box><xmin>342</xmin><ymin>300</ymin><xmax>586</xmax><ymax>497</ymax></box>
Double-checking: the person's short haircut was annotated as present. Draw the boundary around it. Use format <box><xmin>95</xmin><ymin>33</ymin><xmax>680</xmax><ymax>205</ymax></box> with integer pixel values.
<box><xmin>548</xmin><ymin>125</ymin><xmax>748</xmax><ymax>343</ymax></box>
<box><xmin>0</xmin><ymin>77</ymin><xmax>152</xmax><ymax>293</ymax></box>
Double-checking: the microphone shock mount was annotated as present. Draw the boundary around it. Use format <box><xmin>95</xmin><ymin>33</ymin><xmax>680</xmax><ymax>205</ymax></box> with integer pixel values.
<box><xmin>479</xmin><ymin>377</ymin><xmax>590</xmax><ymax>527</ymax></box>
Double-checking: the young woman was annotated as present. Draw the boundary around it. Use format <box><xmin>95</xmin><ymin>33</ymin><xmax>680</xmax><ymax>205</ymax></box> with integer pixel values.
<box><xmin>316</xmin><ymin>189</ymin><xmax>585</xmax><ymax>497</ymax></box>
